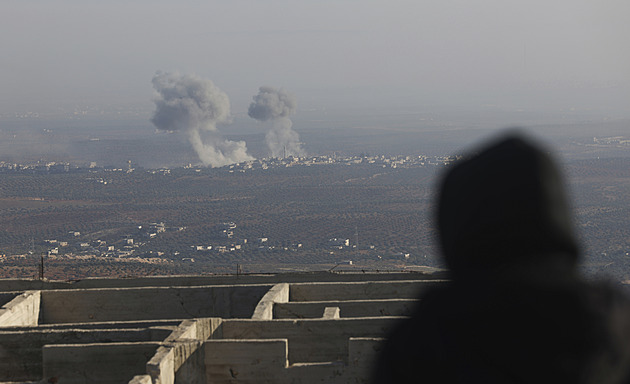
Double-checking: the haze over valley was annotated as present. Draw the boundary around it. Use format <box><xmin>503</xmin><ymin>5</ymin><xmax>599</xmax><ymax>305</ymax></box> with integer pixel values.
<box><xmin>0</xmin><ymin>111</ymin><xmax>628</xmax><ymax>281</ymax></box>
<box><xmin>1</xmin><ymin>0</ymin><xmax>628</xmax><ymax>281</ymax></box>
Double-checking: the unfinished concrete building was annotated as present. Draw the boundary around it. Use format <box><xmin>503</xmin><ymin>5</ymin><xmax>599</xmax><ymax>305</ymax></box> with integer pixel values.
<box><xmin>0</xmin><ymin>272</ymin><xmax>446</xmax><ymax>383</ymax></box>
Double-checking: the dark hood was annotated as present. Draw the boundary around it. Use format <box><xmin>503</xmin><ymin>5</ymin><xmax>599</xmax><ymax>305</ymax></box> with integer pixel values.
<box><xmin>437</xmin><ymin>134</ymin><xmax>579</xmax><ymax>278</ymax></box>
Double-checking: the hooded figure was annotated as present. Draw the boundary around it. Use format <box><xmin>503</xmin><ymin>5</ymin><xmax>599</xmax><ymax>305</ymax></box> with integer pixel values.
<box><xmin>374</xmin><ymin>135</ymin><xmax>630</xmax><ymax>383</ymax></box>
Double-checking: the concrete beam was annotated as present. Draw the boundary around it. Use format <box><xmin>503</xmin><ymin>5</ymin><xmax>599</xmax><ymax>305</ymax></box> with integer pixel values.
<box><xmin>251</xmin><ymin>283</ymin><xmax>289</xmax><ymax>320</ymax></box>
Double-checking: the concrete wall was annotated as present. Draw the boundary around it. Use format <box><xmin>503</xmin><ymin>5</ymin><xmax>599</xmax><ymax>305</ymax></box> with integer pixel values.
<box><xmin>172</xmin><ymin>341</ymin><xmax>206</xmax><ymax>384</ymax></box>
<box><xmin>166</xmin><ymin>318</ymin><xmax>223</xmax><ymax>384</ymax></box>
<box><xmin>219</xmin><ymin>317</ymin><xmax>402</xmax><ymax>364</ymax></box>
<box><xmin>203</xmin><ymin>337</ymin><xmax>385</xmax><ymax>383</ymax></box>
<box><xmin>0</xmin><ymin>279</ymin><xmax>70</xmax><ymax>292</ymax></box>
<box><xmin>289</xmin><ymin>280</ymin><xmax>446</xmax><ymax>302</ymax></box>
<box><xmin>0</xmin><ymin>275</ymin><xmax>445</xmax><ymax>384</ymax></box>
<box><xmin>0</xmin><ymin>314</ymin><xmax>221</xmax><ymax>383</ymax></box>
<box><xmin>205</xmin><ymin>339</ymin><xmax>288</xmax><ymax>383</ymax></box>
<box><xmin>39</xmin><ymin>285</ymin><xmax>272</xmax><ymax>324</ymax></box>
<box><xmin>134</xmin><ymin>318</ymin><xmax>224</xmax><ymax>384</ymax></box>
<box><xmin>274</xmin><ymin>298</ymin><xmax>418</xmax><ymax>319</ymax></box>
<box><xmin>0</xmin><ymin>290</ymin><xmax>40</xmax><ymax>327</ymax></box>
<box><xmin>43</xmin><ymin>342</ymin><xmax>161</xmax><ymax>384</ymax></box>
<box><xmin>0</xmin><ymin>328</ymin><xmax>170</xmax><ymax>382</ymax></box>
<box><xmin>0</xmin><ymin>271</ymin><xmax>446</xmax><ymax>291</ymax></box>
<box><xmin>286</xmin><ymin>337</ymin><xmax>385</xmax><ymax>384</ymax></box>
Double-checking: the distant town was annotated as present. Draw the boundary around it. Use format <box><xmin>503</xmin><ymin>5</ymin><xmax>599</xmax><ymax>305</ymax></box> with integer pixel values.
<box><xmin>0</xmin><ymin>152</ymin><xmax>459</xmax><ymax>175</ymax></box>
<box><xmin>0</xmin><ymin>135</ymin><xmax>628</xmax><ymax>280</ymax></box>
<box><xmin>0</xmin><ymin>152</ymin><xmax>457</xmax><ymax>263</ymax></box>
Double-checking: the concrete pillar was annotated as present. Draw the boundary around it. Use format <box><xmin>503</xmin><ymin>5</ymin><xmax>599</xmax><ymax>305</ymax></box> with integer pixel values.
<box><xmin>128</xmin><ymin>375</ymin><xmax>152</xmax><ymax>384</ymax></box>
<box><xmin>147</xmin><ymin>346</ymin><xmax>175</xmax><ymax>384</ymax></box>
<box><xmin>0</xmin><ymin>290</ymin><xmax>41</xmax><ymax>327</ymax></box>
<box><xmin>323</xmin><ymin>307</ymin><xmax>340</xmax><ymax>319</ymax></box>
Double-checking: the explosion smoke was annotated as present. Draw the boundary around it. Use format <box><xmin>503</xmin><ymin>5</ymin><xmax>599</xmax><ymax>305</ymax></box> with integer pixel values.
<box><xmin>248</xmin><ymin>86</ymin><xmax>305</xmax><ymax>158</ymax></box>
<box><xmin>151</xmin><ymin>72</ymin><xmax>254</xmax><ymax>167</ymax></box>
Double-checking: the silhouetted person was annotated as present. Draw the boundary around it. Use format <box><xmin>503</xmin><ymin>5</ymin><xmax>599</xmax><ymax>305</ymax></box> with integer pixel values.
<box><xmin>374</xmin><ymin>134</ymin><xmax>630</xmax><ymax>383</ymax></box>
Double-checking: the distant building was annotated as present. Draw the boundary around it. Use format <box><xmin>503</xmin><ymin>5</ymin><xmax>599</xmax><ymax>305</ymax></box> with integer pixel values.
<box><xmin>149</xmin><ymin>222</ymin><xmax>166</xmax><ymax>233</ymax></box>
<box><xmin>328</xmin><ymin>238</ymin><xmax>350</xmax><ymax>248</ymax></box>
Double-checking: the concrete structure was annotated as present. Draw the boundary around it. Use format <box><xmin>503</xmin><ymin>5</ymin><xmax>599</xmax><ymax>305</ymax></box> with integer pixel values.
<box><xmin>0</xmin><ymin>271</ymin><xmax>447</xmax><ymax>383</ymax></box>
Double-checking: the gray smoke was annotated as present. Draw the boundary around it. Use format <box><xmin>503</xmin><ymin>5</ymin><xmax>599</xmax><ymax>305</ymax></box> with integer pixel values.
<box><xmin>248</xmin><ymin>86</ymin><xmax>305</xmax><ymax>158</ymax></box>
<box><xmin>151</xmin><ymin>72</ymin><xmax>254</xmax><ymax>167</ymax></box>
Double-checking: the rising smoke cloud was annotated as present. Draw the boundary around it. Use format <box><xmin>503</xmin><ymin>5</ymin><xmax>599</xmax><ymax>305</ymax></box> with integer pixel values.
<box><xmin>248</xmin><ymin>86</ymin><xmax>305</xmax><ymax>158</ymax></box>
<box><xmin>151</xmin><ymin>72</ymin><xmax>254</xmax><ymax>167</ymax></box>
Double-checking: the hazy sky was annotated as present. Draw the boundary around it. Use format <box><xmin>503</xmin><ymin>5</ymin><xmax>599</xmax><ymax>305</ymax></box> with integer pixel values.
<box><xmin>1</xmin><ymin>0</ymin><xmax>629</xmax><ymax>116</ymax></box>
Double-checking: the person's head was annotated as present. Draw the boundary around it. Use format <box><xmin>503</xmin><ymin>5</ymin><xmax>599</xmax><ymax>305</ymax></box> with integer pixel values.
<box><xmin>437</xmin><ymin>133</ymin><xmax>579</xmax><ymax>278</ymax></box>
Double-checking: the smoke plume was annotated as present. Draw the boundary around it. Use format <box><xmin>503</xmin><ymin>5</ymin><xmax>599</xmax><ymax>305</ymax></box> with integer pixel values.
<box><xmin>151</xmin><ymin>72</ymin><xmax>254</xmax><ymax>167</ymax></box>
<box><xmin>248</xmin><ymin>86</ymin><xmax>305</xmax><ymax>158</ymax></box>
